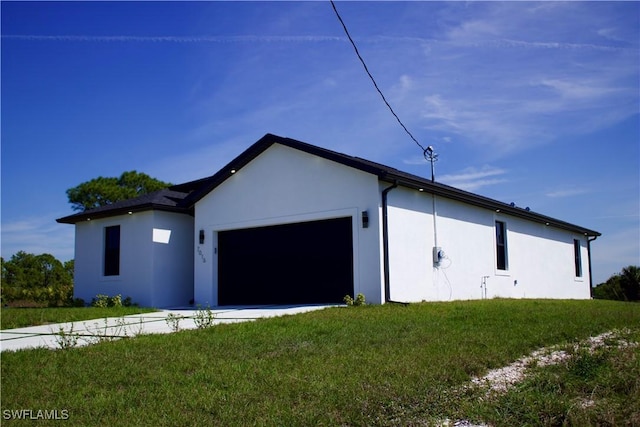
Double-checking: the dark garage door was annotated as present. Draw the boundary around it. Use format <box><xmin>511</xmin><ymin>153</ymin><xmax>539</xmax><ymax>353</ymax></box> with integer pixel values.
<box><xmin>218</xmin><ymin>217</ymin><xmax>354</xmax><ymax>305</ymax></box>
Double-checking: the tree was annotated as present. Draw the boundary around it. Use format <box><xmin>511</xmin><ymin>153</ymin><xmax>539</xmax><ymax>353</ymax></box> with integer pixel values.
<box><xmin>592</xmin><ymin>275</ymin><xmax>624</xmax><ymax>301</ymax></box>
<box><xmin>1</xmin><ymin>252</ymin><xmax>74</xmax><ymax>306</ymax></box>
<box><xmin>619</xmin><ymin>265</ymin><xmax>640</xmax><ymax>301</ymax></box>
<box><xmin>593</xmin><ymin>265</ymin><xmax>640</xmax><ymax>302</ymax></box>
<box><xmin>66</xmin><ymin>170</ymin><xmax>172</xmax><ymax>211</ymax></box>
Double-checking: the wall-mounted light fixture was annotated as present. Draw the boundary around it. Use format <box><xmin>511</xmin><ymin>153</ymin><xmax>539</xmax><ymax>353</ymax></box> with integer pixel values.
<box><xmin>362</xmin><ymin>211</ymin><xmax>369</xmax><ymax>228</ymax></box>
<box><xmin>199</xmin><ymin>229</ymin><xmax>205</xmax><ymax>244</ymax></box>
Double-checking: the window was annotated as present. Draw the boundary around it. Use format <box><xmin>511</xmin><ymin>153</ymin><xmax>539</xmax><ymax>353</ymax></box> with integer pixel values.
<box><xmin>574</xmin><ymin>239</ymin><xmax>582</xmax><ymax>277</ymax></box>
<box><xmin>495</xmin><ymin>220</ymin><xmax>508</xmax><ymax>270</ymax></box>
<box><xmin>104</xmin><ymin>225</ymin><xmax>120</xmax><ymax>276</ymax></box>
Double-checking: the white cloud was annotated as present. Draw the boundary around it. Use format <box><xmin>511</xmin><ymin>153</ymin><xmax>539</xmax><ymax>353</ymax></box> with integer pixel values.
<box><xmin>536</xmin><ymin>78</ymin><xmax>625</xmax><ymax>101</ymax></box>
<box><xmin>1</xmin><ymin>34</ymin><xmax>345</xmax><ymax>43</ymax></box>
<box><xmin>49</xmin><ymin>2</ymin><xmax>633</xmax><ymax>189</ymax></box>
<box><xmin>446</xmin><ymin>19</ymin><xmax>501</xmax><ymax>43</ymax></box>
<box><xmin>439</xmin><ymin>166</ymin><xmax>508</xmax><ymax>192</ymax></box>
<box><xmin>545</xmin><ymin>188</ymin><xmax>590</xmax><ymax>198</ymax></box>
<box><xmin>416</xmin><ymin>52</ymin><xmax>636</xmax><ymax>152</ymax></box>
<box><xmin>596</xmin><ymin>27</ymin><xmax>628</xmax><ymax>43</ymax></box>
<box><xmin>1</xmin><ymin>214</ymin><xmax>74</xmax><ymax>261</ymax></box>
<box><xmin>378</xmin><ymin>2</ymin><xmax>640</xmax><ymax>159</ymax></box>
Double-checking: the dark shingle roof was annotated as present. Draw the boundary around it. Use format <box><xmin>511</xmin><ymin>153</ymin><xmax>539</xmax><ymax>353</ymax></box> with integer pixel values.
<box><xmin>56</xmin><ymin>188</ymin><xmax>193</xmax><ymax>223</ymax></box>
<box><xmin>56</xmin><ymin>133</ymin><xmax>600</xmax><ymax>237</ymax></box>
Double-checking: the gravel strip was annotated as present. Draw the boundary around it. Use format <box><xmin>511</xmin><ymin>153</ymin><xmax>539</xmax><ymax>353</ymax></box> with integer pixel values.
<box><xmin>439</xmin><ymin>329</ymin><xmax>636</xmax><ymax>427</ymax></box>
<box><xmin>470</xmin><ymin>329</ymin><xmax>635</xmax><ymax>394</ymax></box>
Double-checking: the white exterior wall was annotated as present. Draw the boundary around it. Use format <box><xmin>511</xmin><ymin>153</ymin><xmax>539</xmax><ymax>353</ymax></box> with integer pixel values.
<box><xmin>383</xmin><ymin>186</ymin><xmax>435</xmax><ymax>302</ymax></box>
<box><xmin>385</xmin><ymin>187</ymin><xmax>591</xmax><ymax>302</ymax></box>
<box><xmin>73</xmin><ymin>210</ymin><xmax>193</xmax><ymax>307</ymax></box>
<box><xmin>74</xmin><ymin>212</ymin><xmax>153</xmax><ymax>306</ymax></box>
<box><xmin>194</xmin><ymin>144</ymin><xmax>384</xmax><ymax>306</ymax></box>
<box><xmin>149</xmin><ymin>211</ymin><xmax>194</xmax><ymax>308</ymax></box>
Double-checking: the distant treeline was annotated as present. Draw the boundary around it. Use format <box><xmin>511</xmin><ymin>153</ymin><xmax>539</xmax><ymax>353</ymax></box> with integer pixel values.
<box><xmin>592</xmin><ymin>266</ymin><xmax>640</xmax><ymax>302</ymax></box>
<box><xmin>1</xmin><ymin>251</ymin><xmax>75</xmax><ymax>307</ymax></box>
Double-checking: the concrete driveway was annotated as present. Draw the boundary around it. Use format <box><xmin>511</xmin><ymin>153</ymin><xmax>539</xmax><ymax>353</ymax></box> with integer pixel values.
<box><xmin>0</xmin><ymin>304</ymin><xmax>334</xmax><ymax>352</ymax></box>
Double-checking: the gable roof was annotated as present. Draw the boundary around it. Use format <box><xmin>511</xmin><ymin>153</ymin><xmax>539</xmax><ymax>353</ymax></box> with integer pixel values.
<box><xmin>56</xmin><ymin>133</ymin><xmax>600</xmax><ymax>237</ymax></box>
<box><xmin>56</xmin><ymin>188</ymin><xmax>193</xmax><ymax>223</ymax></box>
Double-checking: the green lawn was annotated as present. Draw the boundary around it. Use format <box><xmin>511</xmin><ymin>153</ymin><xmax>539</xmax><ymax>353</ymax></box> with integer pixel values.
<box><xmin>0</xmin><ymin>307</ymin><xmax>158</xmax><ymax>330</ymax></box>
<box><xmin>1</xmin><ymin>299</ymin><xmax>639</xmax><ymax>426</ymax></box>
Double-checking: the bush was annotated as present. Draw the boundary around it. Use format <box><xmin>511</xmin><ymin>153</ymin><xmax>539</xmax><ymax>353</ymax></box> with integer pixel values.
<box><xmin>91</xmin><ymin>294</ymin><xmax>123</xmax><ymax>308</ymax></box>
<box><xmin>91</xmin><ymin>294</ymin><xmax>110</xmax><ymax>308</ymax></box>
<box><xmin>344</xmin><ymin>293</ymin><xmax>366</xmax><ymax>306</ymax></box>
<box><xmin>123</xmin><ymin>296</ymin><xmax>136</xmax><ymax>307</ymax></box>
<box><xmin>193</xmin><ymin>305</ymin><xmax>216</xmax><ymax>329</ymax></box>
<box><xmin>165</xmin><ymin>313</ymin><xmax>183</xmax><ymax>332</ymax></box>
<box><xmin>110</xmin><ymin>294</ymin><xmax>122</xmax><ymax>307</ymax></box>
<box><xmin>71</xmin><ymin>298</ymin><xmax>86</xmax><ymax>307</ymax></box>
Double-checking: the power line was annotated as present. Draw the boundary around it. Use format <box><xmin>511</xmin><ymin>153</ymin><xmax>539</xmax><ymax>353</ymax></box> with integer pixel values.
<box><xmin>329</xmin><ymin>0</ymin><xmax>427</xmax><ymax>154</ymax></box>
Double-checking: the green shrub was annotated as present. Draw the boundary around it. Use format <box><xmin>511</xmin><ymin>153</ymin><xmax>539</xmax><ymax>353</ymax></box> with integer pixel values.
<box><xmin>344</xmin><ymin>293</ymin><xmax>366</xmax><ymax>306</ymax></box>
<box><xmin>122</xmin><ymin>296</ymin><xmax>137</xmax><ymax>307</ymax></box>
<box><xmin>110</xmin><ymin>294</ymin><xmax>122</xmax><ymax>308</ymax></box>
<box><xmin>165</xmin><ymin>313</ymin><xmax>183</xmax><ymax>332</ymax></box>
<box><xmin>91</xmin><ymin>294</ymin><xmax>110</xmax><ymax>308</ymax></box>
<box><xmin>53</xmin><ymin>324</ymin><xmax>79</xmax><ymax>350</ymax></box>
<box><xmin>193</xmin><ymin>305</ymin><xmax>216</xmax><ymax>329</ymax></box>
<box><xmin>91</xmin><ymin>294</ymin><xmax>123</xmax><ymax>308</ymax></box>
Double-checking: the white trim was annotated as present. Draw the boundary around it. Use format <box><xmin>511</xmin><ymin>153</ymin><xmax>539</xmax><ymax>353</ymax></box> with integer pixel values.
<box><xmin>494</xmin><ymin>217</ymin><xmax>510</xmax><ymax>276</ymax></box>
<box><xmin>206</xmin><ymin>207</ymin><xmax>358</xmax><ymax>233</ymax></box>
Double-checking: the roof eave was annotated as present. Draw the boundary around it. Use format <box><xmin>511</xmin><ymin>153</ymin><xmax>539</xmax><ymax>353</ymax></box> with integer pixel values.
<box><xmin>380</xmin><ymin>175</ymin><xmax>601</xmax><ymax>237</ymax></box>
<box><xmin>56</xmin><ymin>133</ymin><xmax>599</xmax><ymax>238</ymax></box>
<box><xmin>56</xmin><ymin>204</ymin><xmax>193</xmax><ymax>224</ymax></box>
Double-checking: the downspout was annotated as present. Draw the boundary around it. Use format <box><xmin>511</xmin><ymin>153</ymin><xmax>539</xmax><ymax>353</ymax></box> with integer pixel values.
<box><xmin>587</xmin><ymin>235</ymin><xmax>598</xmax><ymax>298</ymax></box>
<box><xmin>382</xmin><ymin>181</ymin><xmax>398</xmax><ymax>303</ymax></box>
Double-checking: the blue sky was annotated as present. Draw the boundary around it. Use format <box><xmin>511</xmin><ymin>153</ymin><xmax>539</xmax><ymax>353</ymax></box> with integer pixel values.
<box><xmin>1</xmin><ymin>1</ymin><xmax>638</xmax><ymax>285</ymax></box>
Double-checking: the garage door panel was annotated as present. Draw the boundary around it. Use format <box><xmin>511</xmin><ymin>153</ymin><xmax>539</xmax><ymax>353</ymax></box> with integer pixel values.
<box><xmin>218</xmin><ymin>217</ymin><xmax>353</xmax><ymax>305</ymax></box>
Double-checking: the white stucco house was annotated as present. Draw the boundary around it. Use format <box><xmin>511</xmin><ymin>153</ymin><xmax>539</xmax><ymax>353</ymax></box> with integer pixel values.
<box><xmin>58</xmin><ymin>134</ymin><xmax>600</xmax><ymax>307</ymax></box>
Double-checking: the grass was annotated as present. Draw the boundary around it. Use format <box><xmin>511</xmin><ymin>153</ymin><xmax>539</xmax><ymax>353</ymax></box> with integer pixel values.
<box><xmin>453</xmin><ymin>328</ymin><xmax>640</xmax><ymax>426</ymax></box>
<box><xmin>1</xmin><ymin>299</ymin><xmax>639</xmax><ymax>426</ymax></box>
<box><xmin>0</xmin><ymin>306</ymin><xmax>158</xmax><ymax>330</ymax></box>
